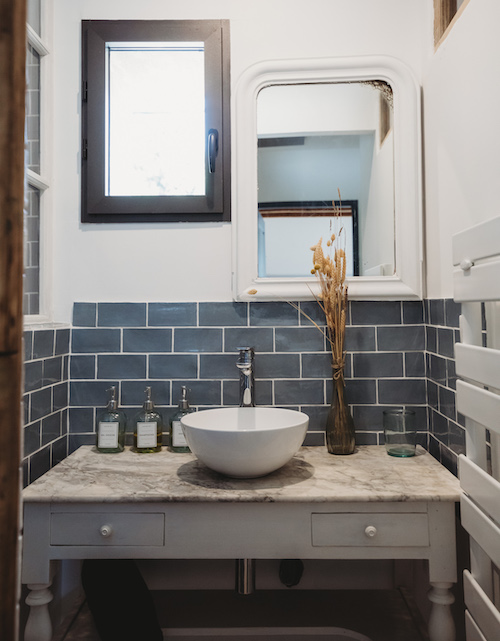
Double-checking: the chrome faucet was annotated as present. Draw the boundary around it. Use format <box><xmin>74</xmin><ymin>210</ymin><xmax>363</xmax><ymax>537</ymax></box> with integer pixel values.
<box><xmin>236</xmin><ymin>347</ymin><xmax>255</xmax><ymax>407</ymax></box>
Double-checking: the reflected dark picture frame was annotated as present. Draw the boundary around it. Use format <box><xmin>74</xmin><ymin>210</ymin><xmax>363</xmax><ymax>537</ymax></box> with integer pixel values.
<box><xmin>258</xmin><ymin>199</ymin><xmax>359</xmax><ymax>276</ymax></box>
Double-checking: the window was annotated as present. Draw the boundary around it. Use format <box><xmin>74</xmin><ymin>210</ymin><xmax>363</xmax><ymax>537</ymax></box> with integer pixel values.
<box><xmin>25</xmin><ymin>0</ymin><xmax>50</xmax><ymax>317</ymax></box>
<box><xmin>81</xmin><ymin>20</ymin><xmax>231</xmax><ymax>223</ymax></box>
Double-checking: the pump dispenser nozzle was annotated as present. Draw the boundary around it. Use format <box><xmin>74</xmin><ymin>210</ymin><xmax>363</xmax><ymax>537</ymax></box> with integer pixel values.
<box><xmin>179</xmin><ymin>385</ymin><xmax>190</xmax><ymax>410</ymax></box>
<box><xmin>143</xmin><ymin>386</ymin><xmax>154</xmax><ymax>411</ymax></box>
<box><xmin>107</xmin><ymin>386</ymin><xmax>118</xmax><ymax>411</ymax></box>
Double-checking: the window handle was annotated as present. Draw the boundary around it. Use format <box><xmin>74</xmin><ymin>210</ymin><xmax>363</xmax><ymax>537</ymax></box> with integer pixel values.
<box><xmin>208</xmin><ymin>129</ymin><xmax>219</xmax><ymax>173</ymax></box>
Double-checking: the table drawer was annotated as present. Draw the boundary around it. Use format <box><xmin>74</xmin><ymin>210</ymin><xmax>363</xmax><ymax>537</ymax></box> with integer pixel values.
<box><xmin>50</xmin><ymin>512</ymin><xmax>164</xmax><ymax>546</ymax></box>
<box><xmin>311</xmin><ymin>512</ymin><xmax>429</xmax><ymax>547</ymax></box>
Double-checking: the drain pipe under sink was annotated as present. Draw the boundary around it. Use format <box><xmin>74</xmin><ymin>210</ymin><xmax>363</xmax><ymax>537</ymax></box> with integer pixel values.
<box><xmin>235</xmin><ymin>559</ymin><xmax>255</xmax><ymax>595</ymax></box>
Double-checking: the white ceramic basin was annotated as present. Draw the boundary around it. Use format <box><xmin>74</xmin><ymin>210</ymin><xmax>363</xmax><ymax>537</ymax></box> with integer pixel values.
<box><xmin>180</xmin><ymin>407</ymin><xmax>309</xmax><ymax>478</ymax></box>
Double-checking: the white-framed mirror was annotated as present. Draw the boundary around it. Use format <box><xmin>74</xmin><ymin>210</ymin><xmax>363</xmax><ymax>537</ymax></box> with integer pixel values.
<box><xmin>233</xmin><ymin>55</ymin><xmax>423</xmax><ymax>301</ymax></box>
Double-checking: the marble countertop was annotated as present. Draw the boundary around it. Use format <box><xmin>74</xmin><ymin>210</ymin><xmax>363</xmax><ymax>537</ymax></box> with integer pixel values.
<box><xmin>22</xmin><ymin>445</ymin><xmax>461</xmax><ymax>504</ymax></box>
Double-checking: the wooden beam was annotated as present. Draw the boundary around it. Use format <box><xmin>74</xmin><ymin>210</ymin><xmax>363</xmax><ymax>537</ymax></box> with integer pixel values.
<box><xmin>0</xmin><ymin>0</ymin><xmax>26</xmax><ymax>639</ymax></box>
<box><xmin>434</xmin><ymin>0</ymin><xmax>458</xmax><ymax>46</ymax></box>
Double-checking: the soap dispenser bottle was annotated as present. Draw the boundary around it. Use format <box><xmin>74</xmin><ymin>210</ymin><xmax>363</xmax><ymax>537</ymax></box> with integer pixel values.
<box><xmin>133</xmin><ymin>387</ymin><xmax>163</xmax><ymax>453</ymax></box>
<box><xmin>169</xmin><ymin>386</ymin><xmax>193</xmax><ymax>453</ymax></box>
<box><xmin>96</xmin><ymin>386</ymin><xmax>126</xmax><ymax>453</ymax></box>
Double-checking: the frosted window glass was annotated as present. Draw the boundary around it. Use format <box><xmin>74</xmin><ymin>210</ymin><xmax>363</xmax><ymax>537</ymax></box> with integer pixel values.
<box><xmin>107</xmin><ymin>47</ymin><xmax>205</xmax><ymax>197</ymax></box>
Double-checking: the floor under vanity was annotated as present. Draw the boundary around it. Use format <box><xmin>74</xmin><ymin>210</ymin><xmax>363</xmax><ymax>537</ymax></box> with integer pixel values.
<box><xmin>54</xmin><ymin>588</ymin><xmax>430</xmax><ymax>641</ymax></box>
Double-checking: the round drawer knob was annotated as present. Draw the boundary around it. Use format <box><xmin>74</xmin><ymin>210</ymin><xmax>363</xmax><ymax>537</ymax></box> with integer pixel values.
<box><xmin>364</xmin><ymin>525</ymin><xmax>377</xmax><ymax>538</ymax></box>
<box><xmin>99</xmin><ymin>525</ymin><xmax>113</xmax><ymax>538</ymax></box>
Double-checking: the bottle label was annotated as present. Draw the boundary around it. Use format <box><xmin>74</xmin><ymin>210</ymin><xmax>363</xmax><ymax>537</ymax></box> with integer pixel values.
<box><xmin>137</xmin><ymin>422</ymin><xmax>157</xmax><ymax>449</ymax></box>
<box><xmin>172</xmin><ymin>420</ymin><xmax>188</xmax><ymax>447</ymax></box>
<box><xmin>98</xmin><ymin>422</ymin><xmax>119</xmax><ymax>449</ymax></box>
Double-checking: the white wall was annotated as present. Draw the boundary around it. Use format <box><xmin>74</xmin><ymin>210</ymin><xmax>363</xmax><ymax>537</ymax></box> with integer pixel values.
<box><xmin>423</xmin><ymin>0</ymin><xmax>500</xmax><ymax>298</ymax></box>
<box><xmin>51</xmin><ymin>0</ymin><xmax>428</xmax><ymax>322</ymax></box>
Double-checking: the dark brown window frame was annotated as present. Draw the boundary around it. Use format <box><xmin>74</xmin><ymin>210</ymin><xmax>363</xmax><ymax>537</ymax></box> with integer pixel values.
<box><xmin>81</xmin><ymin>19</ymin><xmax>231</xmax><ymax>223</ymax></box>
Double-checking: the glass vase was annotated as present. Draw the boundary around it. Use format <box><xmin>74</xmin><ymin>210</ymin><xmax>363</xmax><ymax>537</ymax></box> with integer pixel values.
<box><xmin>326</xmin><ymin>377</ymin><xmax>355</xmax><ymax>455</ymax></box>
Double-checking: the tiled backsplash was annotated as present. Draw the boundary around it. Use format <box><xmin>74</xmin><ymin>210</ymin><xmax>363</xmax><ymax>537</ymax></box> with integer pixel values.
<box><xmin>22</xmin><ymin>299</ymin><xmax>466</xmax><ymax>485</ymax></box>
<box><xmin>23</xmin><ymin>327</ymin><xmax>69</xmax><ymax>485</ymax></box>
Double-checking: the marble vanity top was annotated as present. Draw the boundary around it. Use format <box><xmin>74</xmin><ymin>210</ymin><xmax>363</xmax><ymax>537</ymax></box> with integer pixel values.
<box><xmin>23</xmin><ymin>445</ymin><xmax>461</xmax><ymax>504</ymax></box>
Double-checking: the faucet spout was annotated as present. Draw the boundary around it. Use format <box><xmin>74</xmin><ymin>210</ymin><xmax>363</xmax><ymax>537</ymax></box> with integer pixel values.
<box><xmin>236</xmin><ymin>347</ymin><xmax>255</xmax><ymax>407</ymax></box>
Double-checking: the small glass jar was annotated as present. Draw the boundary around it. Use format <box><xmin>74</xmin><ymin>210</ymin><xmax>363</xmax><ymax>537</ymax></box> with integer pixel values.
<box><xmin>383</xmin><ymin>409</ymin><xmax>416</xmax><ymax>457</ymax></box>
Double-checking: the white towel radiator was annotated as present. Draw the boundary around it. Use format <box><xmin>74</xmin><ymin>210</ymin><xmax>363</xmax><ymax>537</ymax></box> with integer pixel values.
<box><xmin>453</xmin><ymin>216</ymin><xmax>500</xmax><ymax>641</ymax></box>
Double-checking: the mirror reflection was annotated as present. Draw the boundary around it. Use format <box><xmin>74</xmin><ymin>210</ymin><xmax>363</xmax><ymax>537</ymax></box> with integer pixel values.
<box><xmin>257</xmin><ymin>82</ymin><xmax>394</xmax><ymax>278</ymax></box>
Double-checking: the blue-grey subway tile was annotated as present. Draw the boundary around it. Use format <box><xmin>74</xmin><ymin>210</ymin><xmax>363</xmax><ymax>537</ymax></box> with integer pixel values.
<box><xmin>299</xmin><ymin>301</ymin><xmax>327</xmax><ymax>327</ymax></box>
<box><xmin>440</xmin><ymin>447</ymin><xmax>458</xmax><ymax>477</ymax></box>
<box><xmin>70</xmin><ymin>355</ymin><xmax>96</xmax><ymax>379</ymax></box>
<box><xmin>222</xmin><ymin>380</ymin><xmax>273</xmax><ymax>406</ymax></box>
<box><xmin>174</xmin><ymin>328</ymin><xmax>222</xmax><ymax>352</ymax></box>
<box><xmin>55</xmin><ymin>328</ymin><xmax>70</xmax><ymax>355</ymax></box>
<box><xmin>255</xmin><ymin>354</ymin><xmax>300</xmax><ymax>378</ymax></box>
<box><xmin>402</xmin><ymin>301</ymin><xmax>424</xmax><ymax>324</ymax></box>
<box><xmin>70</xmin><ymin>381</ymin><xmax>119</xmax><ymax>407</ymax></box>
<box><xmin>427</xmin><ymin>380</ymin><xmax>438</xmax><ymax>411</ymax></box>
<box><xmin>378</xmin><ymin>379</ymin><xmax>426</xmax><ymax>405</ymax></box>
<box><xmin>437</xmin><ymin>328</ymin><xmax>455</xmax><ymax>358</ymax></box>
<box><xmin>42</xmin><ymin>356</ymin><xmax>63</xmax><ymax>386</ymax></box>
<box><xmin>23</xmin><ymin>394</ymin><xmax>30</xmax><ymax>425</ymax></box>
<box><xmin>98</xmin><ymin>303</ymin><xmax>146</xmax><ymax>327</ymax></box>
<box><xmin>428</xmin><ymin>433</ymin><xmax>442</xmax><ymax>461</ymax></box>
<box><xmin>24</xmin><ymin>331</ymin><xmax>33</xmax><ymax>360</ymax></box>
<box><xmin>428</xmin><ymin>353</ymin><xmax>447</xmax><ymax>385</ymax></box>
<box><xmin>445</xmin><ymin>299</ymin><xmax>461</xmax><ymax>328</ymax></box>
<box><xmin>274</xmin><ymin>380</ymin><xmax>324</xmax><ymax>405</ymax></box>
<box><xmin>345</xmin><ymin>326</ymin><xmax>376</xmax><ymax>352</ymax></box>
<box><xmin>352</xmin><ymin>405</ymin><xmax>384</xmax><ymax>431</ymax></box>
<box><xmin>62</xmin><ymin>409</ymin><xmax>69</xmax><ymax>434</ymax></box>
<box><xmin>22</xmin><ymin>460</ymin><xmax>29</xmax><ymax>489</ymax></box>
<box><xmin>52</xmin><ymin>435</ymin><xmax>68</xmax><ymax>466</ymax></box>
<box><xmin>30</xmin><ymin>445</ymin><xmax>51</xmax><ymax>482</ymax></box>
<box><xmin>199</xmin><ymin>302</ymin><xmax>248</xmax><ymax>326</ymax></box>
<box><xmin>439</xmin><ymin>386</ymin><xmax>456</xmax><ymax>420</ymax></box>
<box><xmin>24</xmin><ymin>422</ymin><xmax>41</xmax><ymax>456</ymax></box>
<box><xmin>30</xmin><ymin>387</ymin><xmax>52</xmax><ymax>421</ymax></box>
<box><xmin>41</xmin><ymin>413</ymin><xmax>61</xmax><ymax>446</ymax></box>
<box><xmin>172</xmin><ymin>380</ymin><xmax>221</xmax><ymax>406</ymax></box>
<box><xmin>377</xmin><ymin>326</ymin><xmax>425</xmax><ymax>351</ymax></box>
<box><xmin>355</xmin><ymin>432</ymin><xmax>378</xmax><ymax>446</ymax></box>
<box><xmin>25</xmin><ymin>361</ymin><xmax>42</xmax><ymax>392</ymax></box>
<box><xmin>121</xmin><ymin>381</ymin><xmax>170</xmax><ymax>407</ymax></box>
<box><xmin>224</xmin><ymin>328</ymin><xmax>274</xmax><ymax>353</ymax></box>
<box><xmin>303</xmin><ymin>432</ymin><xmax>325</xmax><ymax>446</ymax></box>
<box><xmin>53</xmin><ymin>382</ymin><xmax>69</xmax><ymax>412</ymax></box>
<box><xmin>449</xmin><ymin>421</ymin><xmax>466</xmax><ymax>455</ymax></box>
<box><xmin>342</xmin><ymin>379</ymin><xmax>377</xmax><ymax>405</ymax></box>
<box><xmin>447</xmin><ymin>359</ymin><xmax>457</xmax><ymax>390</ymax></box>
<box><xmin>431</xmin><ymin>409</ymin><xmax>449</xmax><ymax>445</ymax></box>
<box><xmin>352</xmin><ymin>353</ymin><xmax>403</xmax><ymax>378</ymax></box>
<box><xmin>63</xmin><ymin>355</ymin><xmax>69</xmax><ymax>380</ymax></box>
<box><xmin>350</xmin><ymin>301</ymin><xmax>401</xmax><ymax>326</ymax></box>
<box><xmin>97</xmin><ymin>355</ymin><xmax>146</xmax><ymax>379</ymax></box>
<box><xmin>68</xmin><ymin>407</ymin><xmax>95</xmax><ymax>433</ymax></box>
<box><xmin>72</xmin><ymin>329</ymin><xmax>121</xmax><ymax>353</ymax></box>
<box><xmin>301</xmin><ymin>405</ymin><xmax>329</xmax><ymax>431</ymax></box>
<box><xmin>275</xmin><ymin>327</ymin><xmax>324</xmax><ymax>352</ymax></box>
<box><xmin>302</xmin><ymin>353</ymin><xmax>335</xmax><ymax>379</ymax></box>
<box><xmin>249</xmin><ymin>302</ymin><xmax>298</xmax><ymax>326</ymax></box>
<box><xmin>69</xmin><ymin>434</ymin><xmax>96</xmax><ymax>455</ymax></box>
<box><xmin>429</xmin><ymin>299</ymin><xmax>445</xmax><ymax>326</ymax></box>
<box><xmin>148</xmin><ymin>302</ymin><xmax>197</xmax><ymax>327</ymax></box>
<box><xmin>73</xmin><ymin>302</ymin><xmax>97</xmax><ymax>327</ymax></box>
<box><xmin>405</xmin><ymin>352</ymin><xmax>426</xmax><ymax>378</ymax></box>
<box><xmin>200</xmin><ymin>354</ymin><xmax>239</xmax><ymax>379</ymax></box>
<box><xmin>33</xmin><ymin>329</ymin><xmax>54</xmax><ymax>359</ymax></box>
<box><xmin>426</xmin><ymin>326</ymin><xmax>437</xmax><ymax>353</ymax></box>
<box><xmin>149</xmin><ymin>354</ymin><xmax>198</xmax><ymax>379</ymax></box>
<box><xmin>123</xmin><ymin>328</ymin><xmax>172</xmax><ymax>353</ymax></box>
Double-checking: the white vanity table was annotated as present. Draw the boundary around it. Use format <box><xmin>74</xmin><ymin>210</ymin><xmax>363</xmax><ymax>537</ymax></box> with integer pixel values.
<box><xmin>21</xmin><ymin>445</ymin><xmax>460</xmax><ymax>641</ymax></box>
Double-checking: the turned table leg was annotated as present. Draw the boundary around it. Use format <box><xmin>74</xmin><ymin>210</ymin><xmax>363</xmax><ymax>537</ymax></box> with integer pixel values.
<box><xmin>428</xmin><ymin>582</ymin><xmax>455</xmax><ymax>641</ymax></box>
<box><xmin>24</xmin><ymin>582</ymin><xmax>53</xmax><ymax>641</ymax></box>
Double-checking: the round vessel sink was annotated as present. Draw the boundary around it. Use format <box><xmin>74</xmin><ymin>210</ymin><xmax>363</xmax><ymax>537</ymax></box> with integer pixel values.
<box><xmin>180</xmin><ymin>407</ymin><xmax>309</xmax><ymax>478</ymax></box>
